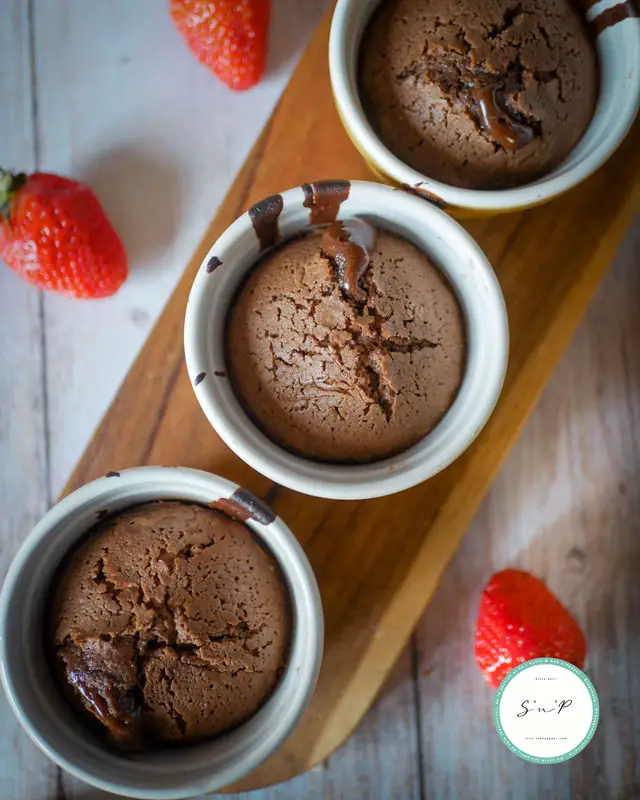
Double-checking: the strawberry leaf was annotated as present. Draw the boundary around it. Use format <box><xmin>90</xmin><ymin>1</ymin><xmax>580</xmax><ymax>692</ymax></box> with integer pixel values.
<box><xmin>0</xmin><ymin>169</ymin><xmax>28</xmax><ymax>224</ymax></box>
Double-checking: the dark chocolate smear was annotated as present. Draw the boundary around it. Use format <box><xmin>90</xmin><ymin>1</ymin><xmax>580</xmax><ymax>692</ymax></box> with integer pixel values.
<box><xmin>301</xmin><ymin>180</ymin><xmax>351</xmax><ymax>225</ymax></box>
<box><xmin>321</xmin><ymin>219</ymin><xmax>377</xmax><ymax>304</ymax></box>
<box><xmin>472</xmin><ymin>86</ymin><xmax>536</xmax><ymax>151</ymax></box>
<box><xmin>212</xmin><ymin>488</ymin><xmax>276</xmax><ymax>525</ymax></box>
<box><xmin>591</xmin><ymin>0</ymin><xmax>636</xmax><ymax>35</ymax></box>
<box><xmin>399</xmin><ymin>183</ymin><xmax>448</xmax><ymax>209</ymax></box>
<box><xmin>193</xmin><ymin>371</ymin><xmax>206</xmax><ymax>387</ymax></box>
<box><xmin>248</xmin><ymin>194</ymin><xmax>284</xmax><ymax>251</ymax></box>
<box><xmin>206</xmin><ymin>256</ymin><xmax>222</xmax><ymax>273</ymax></box>
<box><xmin>105</xmin><ymin>471</ymin><xmax>120</xmax><ymax>478</ymax></box>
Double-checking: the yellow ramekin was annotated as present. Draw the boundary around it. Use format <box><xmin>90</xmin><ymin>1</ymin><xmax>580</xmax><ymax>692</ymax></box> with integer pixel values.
<box><xmin>329</xmin><ymin>0</ymin><xmax>640</xmax><ymax>216</ymax></box>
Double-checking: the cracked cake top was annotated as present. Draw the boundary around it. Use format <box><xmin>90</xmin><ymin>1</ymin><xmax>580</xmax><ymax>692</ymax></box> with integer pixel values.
<box><xmin>226</xmin><ymin>225</ymin><xmax>465</xmax><ymax>463</ymax></box>
<box><xmin>49</xmin><ymin>501</ymin><xmax>291</xmax><ymax>750</ymax></box>
<box><xmin>358</xmin><ymin>0</ymin><xmax>598</xmax><ymax>189</ymax></box>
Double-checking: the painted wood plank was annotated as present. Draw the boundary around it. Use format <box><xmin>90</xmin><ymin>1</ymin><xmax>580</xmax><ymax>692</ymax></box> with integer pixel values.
<box><xmin>414</xmin><ymin>222</ymin><xmax>640</xmax><ymax>800</ymax></box>
<box><xmin>2</xmin><ymin>0</ymin><xmax>637</xmax><ymax>796</ymax></box>
<box><xmin>31</xmin><ymin>0</ymin><xmax>331</xmax><ymax>499</ymax></box>
<box><xmin>225</xmin><ymin>648</ymin><xmax>421</xmax><ymax>800</ymax></box>
<box><xmin>55</xmin><ymin>2</ymin><xmax>640</xmax><ymax>787</ymax></box>
<box><xmin>0</xmin><ymin>1</ymin><xmax>58</xmax><ymax>797</ymax></box>
<box><xmin>57</xmin><ymin>647</ymin><xmax>420</xmax><ymax>800</ymax></box>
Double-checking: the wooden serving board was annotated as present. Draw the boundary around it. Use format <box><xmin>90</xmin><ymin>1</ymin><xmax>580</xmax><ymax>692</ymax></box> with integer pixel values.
<box><xmin>63</xmin><ymin>5</ymin><xmax>639</xmax><ymax>792</ymax></box>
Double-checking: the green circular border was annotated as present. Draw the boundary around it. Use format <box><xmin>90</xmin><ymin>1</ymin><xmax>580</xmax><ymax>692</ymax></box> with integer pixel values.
<box><xmin>493</xmin><ymin>658</ymin><xmax>599</xmax><ymax>764</ymax></box>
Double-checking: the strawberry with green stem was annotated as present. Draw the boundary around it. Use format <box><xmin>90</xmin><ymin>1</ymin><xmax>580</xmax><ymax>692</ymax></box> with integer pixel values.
<box><xmin>0</xmin><ymin>169</ymin><xmax>127</xmax><ymax>299</ymax></box>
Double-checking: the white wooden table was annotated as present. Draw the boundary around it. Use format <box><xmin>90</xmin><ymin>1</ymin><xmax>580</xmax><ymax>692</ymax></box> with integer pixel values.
<box><xmin>1</xmin><ymin>2</ymin><xmax>638</xmax><ymax>798</ymax></box>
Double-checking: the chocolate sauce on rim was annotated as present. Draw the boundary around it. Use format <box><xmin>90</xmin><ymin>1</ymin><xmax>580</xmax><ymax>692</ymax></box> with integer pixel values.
<box><xmin>248</xmin><ymin>194</ymin><xmax>284</xmax><ymax>251</ymax></box>
<box><xmin>321</xmin><ymin>219</ymin><xmax>377</xmax><ymax>303</ymax></box>
<box><xmin>591</xmin><ymin>0</ymin><xmax>636</xmax><ymax>35</ymax></box>
<box><xmin>472</xmin><ymin>86</ymin><xmax>536</xmax><ymax>151</ymax></box>
<box><xmin>302</xmin><ymin>180</ymin><xmax>351</xmax><ymax>225</ymax></box>
<box><xmin>212</xmin><ymin>488</ymin><xmax>276</xmax><ymax>526</ymax></box>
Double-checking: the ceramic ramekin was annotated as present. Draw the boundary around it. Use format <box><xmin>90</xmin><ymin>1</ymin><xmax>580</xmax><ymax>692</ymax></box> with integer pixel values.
<box><xmin>329</xmin><ymin>0</ymin><xmax>640</xmax><ymax>215</ymax></box>
<box><xmin>0</xmin><ymin>467</ymin><xmax>323</xmax><ymax>799</ymax></box>
<box><xmin>184</xmin><ymin>180</ymin><xmax>509</xmax><ymax>500</ymax></box>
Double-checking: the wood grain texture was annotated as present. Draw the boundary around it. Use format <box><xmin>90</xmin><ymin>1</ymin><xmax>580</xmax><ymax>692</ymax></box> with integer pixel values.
<box><xmin>0</xmin><ymin>2</ymin><xmax>57</xmax><ymax>798</ymax></box>
<box><xmin>225</xmin><ymin>648</ymin><xmax>422</xmax><ymax>800</ymax></box>
<box><xmin>31</xmin><ymin>0</ymin><xmax>331</xmax><ymax>498</ymax></box>
<box><xmin>3</xmin><ymin>2</ymin><xmax>638</xmax><ymax>797</ymax></box>
<box><xmin>415</xmin><ymin>223</ymin><xmax>640</xmax><ymax>800</ymax></box>
<box><xmin>58</xmin><ymin>4</ymin><xmax>640</xmax><ymax>791</ymax></box>
<box><xmin>22</xmin><ymin>226</ymin><xmax>639</xmax><ymax>800</ymax></box>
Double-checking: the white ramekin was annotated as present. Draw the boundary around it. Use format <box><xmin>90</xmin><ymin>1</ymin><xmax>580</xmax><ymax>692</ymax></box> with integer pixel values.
<box><xmin>184</xmin><ymin>180</ymin><xmax>509</xmax><ymax>500</ymax></box>
<box><xmin>329</xmin><ymin>0</ymin><xmax>640</xmax><ymax>214</ymax></box>
<box><xmin>0</xmin><ymin>467</ymin><xmax>323</xmax><ymax>799</ymax></box>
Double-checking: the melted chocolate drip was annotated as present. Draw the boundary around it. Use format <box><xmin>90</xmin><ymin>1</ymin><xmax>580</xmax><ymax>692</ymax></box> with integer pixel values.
<box><xmin>321</xmin><ymin>219</ymin><xmax>377</xmax><ymax>303</ymax></box>
<box><xmin>64</xmin><ymin>647</ymin><xmax>144</xmax><ymax>750</ymax></box>
<box><xmin>248</xmin><ymin>194</ymin><xmax>284</xmax><ymax>251</ymax></box>
<box><xmin>301</xmin><ymin>180</ymin><xmax>351</xmax><ymax>225</ymax></box>
<box><xmin>472</xmin><ymin>86</ymin><xmax>535</xmax><ymax>151</ymax></box>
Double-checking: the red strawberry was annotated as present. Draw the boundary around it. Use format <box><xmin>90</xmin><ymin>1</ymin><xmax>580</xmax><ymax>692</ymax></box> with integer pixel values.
<box><xmin>0</xmin><ymin>169</ymin><xmax>127</xmax><ymax>299</ymax></box>
<box><xmin>170</xmin><ymin>0</ymin><xmax>270</xmax><ymax>91</ymax></box>
<box><xmin>475</xmin><ymin>569</ymin><xmax>586</xmax><ymax>688</ymax></box>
